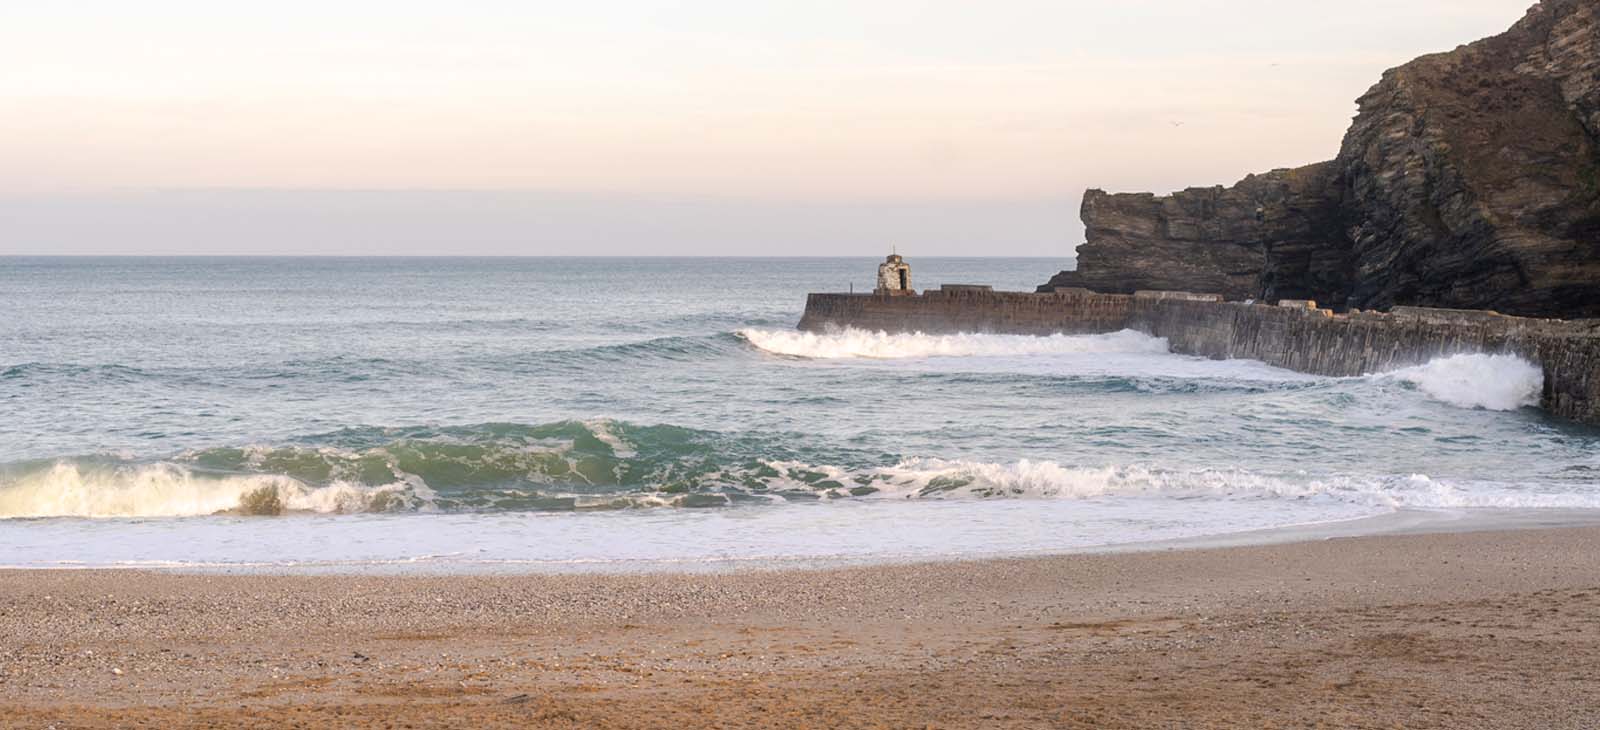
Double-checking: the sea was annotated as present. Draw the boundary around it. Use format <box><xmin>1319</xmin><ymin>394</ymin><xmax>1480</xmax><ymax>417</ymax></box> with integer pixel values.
<box><xmin>2</xmin><ymin>256</ymin><xmax>1597</xmax><ymax>572</ymax></box>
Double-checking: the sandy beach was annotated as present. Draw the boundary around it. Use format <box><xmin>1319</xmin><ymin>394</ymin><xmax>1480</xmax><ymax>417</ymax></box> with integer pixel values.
<box><xmin>0</xmin><ymin>527</ymin><xmax>1596</xmax><ymax>728</ymax></box>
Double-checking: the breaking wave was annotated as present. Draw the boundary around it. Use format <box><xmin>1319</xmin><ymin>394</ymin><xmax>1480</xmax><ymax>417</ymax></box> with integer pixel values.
<box><xmin>0</xmin><ymin>462</ymin><xmax>418</xmax><ymax>518</ymax></box>
<box><xmin>737</xmin><ymin>328</ymin><xmax>1169</xmax><ymax>360</ymax></box>
<box><xmin>1380</xmin><ymin>353</ymin><xmax>1543</xmax><ymax>411</ymax></box>
<box><xmin>866</xmin><ymin>459</ymin><xmax>1600</xmax><ymax>509</ymax></box>
<box><xmin>2</xmin><ymin>420</ymin><xmax>1593</xmax><ymax>519</ymax></box>
<box><xmin>740</xmin><ymin>328</ymin><xmax>1546</xmax><ymax>414</ymax></box>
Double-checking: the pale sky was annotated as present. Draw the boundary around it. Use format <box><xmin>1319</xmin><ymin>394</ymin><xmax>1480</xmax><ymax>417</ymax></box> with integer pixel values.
<box><xmin>0</xmin><ymin>0</ymin><xmax>1533</xmax><ymax>255</ymax></box>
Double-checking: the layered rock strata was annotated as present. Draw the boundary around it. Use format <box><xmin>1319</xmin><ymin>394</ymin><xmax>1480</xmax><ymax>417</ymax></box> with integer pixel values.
<box><xmin>1046</xmin><ymin>163</ymin><xmax>1350</xmax><ymax>305</ymax></box>
<box><xmin>1041</xmin><ymin>0</ymin><xmax>1600</xmax><ymax>319</ymax></box>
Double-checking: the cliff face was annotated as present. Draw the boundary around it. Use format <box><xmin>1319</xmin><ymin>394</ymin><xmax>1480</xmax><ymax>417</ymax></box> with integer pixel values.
<box><xmin>1043</xmin><ymin>163</ymin><xmax>1351</xmax><ymax>304</ymax></box>
<box><xmin>1339</xmin><ymin>0</ymin><xmax>1600</xmax><ymax>316</ymax></box>
<box><xmin>1042</xmin><ymin>0</ymin><xmax>1600</xmax><ymax>319</ymax></box>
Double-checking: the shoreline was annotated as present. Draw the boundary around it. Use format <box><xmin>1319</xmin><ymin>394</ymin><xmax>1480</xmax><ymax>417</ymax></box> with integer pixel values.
<box><xmin>5</xmin><ymin>526</ymin><xmax>1599</xmax><ymax>728</ymax></box>
<box><xmin>7</xmin><ymin>505</ymin><xmax>1600</xmax><ymax>575</ymax></box>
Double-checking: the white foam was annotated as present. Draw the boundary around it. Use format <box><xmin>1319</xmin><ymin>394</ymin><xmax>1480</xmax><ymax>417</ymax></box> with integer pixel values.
<box><xmin>0</xmin><ymin>461</ymin><xmax>414</xmax><ymax>519</ymax></box>
<box><xmin>5</xmin><ymin>454</ymin><xmax>1592</xmax><ymax>519</ymax></box>
<box><xmin>1381</xmin><ymin>353</ymin><xmax>1543</xmax><ymax>411</ymax></box>
<box><xmin>584</xmin><ymin>419</ymin><xmax>637</xmax><ymax>458</ymax></box>
<box><xmin>858</xmin><ymin>459</ymin><xmax>1326</xmax><ymax>501</ymax></box>
<box><xmin>827</xmin><ymin>458</ymin><xmax>1600</xmax><ymax>510</ymax></box>
<box><xmin>738</xmin><ymin>328</ymin><xmax>1169</xmax><ymax>360</ymax></box>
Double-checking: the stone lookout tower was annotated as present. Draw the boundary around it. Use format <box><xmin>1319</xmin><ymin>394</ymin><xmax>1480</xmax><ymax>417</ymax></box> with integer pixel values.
<box><xmin>875</xmin><ymin>254</ymin><xmax>913</xmax><ymax>295</ymax></box>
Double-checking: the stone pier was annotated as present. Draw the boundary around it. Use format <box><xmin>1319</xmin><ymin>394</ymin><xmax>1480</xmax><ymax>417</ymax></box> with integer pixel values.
<box><xmin>797</xmin><ymin>289</ymin><xmax>1600</xmax><ymax>426</ymax></box>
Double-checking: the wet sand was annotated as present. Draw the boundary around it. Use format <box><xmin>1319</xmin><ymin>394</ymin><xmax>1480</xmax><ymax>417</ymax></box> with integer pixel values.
<box><xmin>3</xmin><ymin>527</ymin><xmax>1599</xmax><ymax>728</ymax></box>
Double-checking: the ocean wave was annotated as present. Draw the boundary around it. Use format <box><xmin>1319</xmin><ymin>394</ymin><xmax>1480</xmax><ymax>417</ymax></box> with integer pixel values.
<box><xmin>0</xmin><ymin>357</ymin><xmax>425</xmax><ymax>386</ymax></box>
<box><xmin>0</xmin><ymin>461</ymin><xmax>419</xmax><ymax>518</ymax></box>
<box><xmin>1</xmin><ymin>333</ymin><xmax>747</xmax><ymax>387</ymax></box>
<box><xmin>0</xmin><ymin>420</ymin><xmax>792</xmax><ymax>518</ymax></box>
<box><xmin>739</xmin><ymin>328</ymin><xmax>1547</xmax><ymax>414</ymax></box>
<box><xmin>0</xmin><ymin>362</ymin><xmax>156</xmax><ymax>382</ymax></box>
<box><xmin>1377</xmin><ymin>353</ymin><xmax>1543</xmax><ymax>411</ymax></box>
<box><xmin>561</xmin><ymin>333</ymin><xmax>745</xmax><ymax>363</ymax></box>
<box><xmin>737</xmin><ymin>328</ymin><xmax>1169</xmax><ymax>360</ymax></box>
<box><xmin>2</xmin><ymin>419</ymin><xmax>1593</xmax><ymax>518</ymax></box>
<box><xmin>861</xmin><ymin>459</ymin><xmax>1600</xmax><ymax>509</ymax></box>
<box><xmin>484</xmin><ymin>334</ymin><xmax>745</xmax><ymax>370</ymax></box>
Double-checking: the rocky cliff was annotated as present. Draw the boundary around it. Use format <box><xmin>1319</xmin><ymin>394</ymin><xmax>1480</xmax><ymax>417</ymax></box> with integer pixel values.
<box><xmin>1046</xmin><ymin>163</ymin><xmax>1350</xmax><ymax>304</ymax></box>
<box><xmin>1041</xmin><ymin>0</ymin><xmax>1600</xmax><ymax>319</ymax></box>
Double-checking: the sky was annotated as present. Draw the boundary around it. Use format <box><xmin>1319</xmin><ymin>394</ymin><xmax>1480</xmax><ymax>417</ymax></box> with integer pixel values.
<box><xmin>0</xmin><ymin>0</ymin><xmax>1535</xmax><ymax>256</ymax></box>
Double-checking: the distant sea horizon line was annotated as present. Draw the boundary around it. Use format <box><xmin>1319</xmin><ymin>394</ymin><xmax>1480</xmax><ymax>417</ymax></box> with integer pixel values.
<box><xmin>0</xmin><ymin>254</ymin><xmax>1077</xmax><ymax>260</ymax></box>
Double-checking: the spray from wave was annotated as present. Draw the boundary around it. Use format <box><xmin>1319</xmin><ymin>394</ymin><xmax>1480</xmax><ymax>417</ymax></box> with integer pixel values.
<box><xmin>743</xmin><ymin>328</ymin><xmax>1545</xmax><ymax>414</ymax></box>
<box><xmin>737</xmin><ymin>328</ymin><xmax>1169</xmax><ymax>359</ymax></box>
<box><xmin>1379</xmin><ymin>353</ymin><xmax>1543</xmax><ymax>411</ymax></box>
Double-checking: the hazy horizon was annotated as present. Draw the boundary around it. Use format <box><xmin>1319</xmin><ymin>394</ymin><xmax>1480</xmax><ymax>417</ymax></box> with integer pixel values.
<box><xmin>0</xmin><ymin>250</ymin><xmax>1069</xmax><ymax>259</ymax></box>
<box><xmin>2</xmin><ymin>0</ymin><xmax>1535</xmax><ymax>255</ymax></box>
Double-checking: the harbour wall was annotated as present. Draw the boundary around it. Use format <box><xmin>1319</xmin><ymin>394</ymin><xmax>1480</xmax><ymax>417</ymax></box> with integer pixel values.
<box><xmin>797</xmin><ymin>288</ymin><xmax>1600</xmax><ymax>426</ymax></box>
